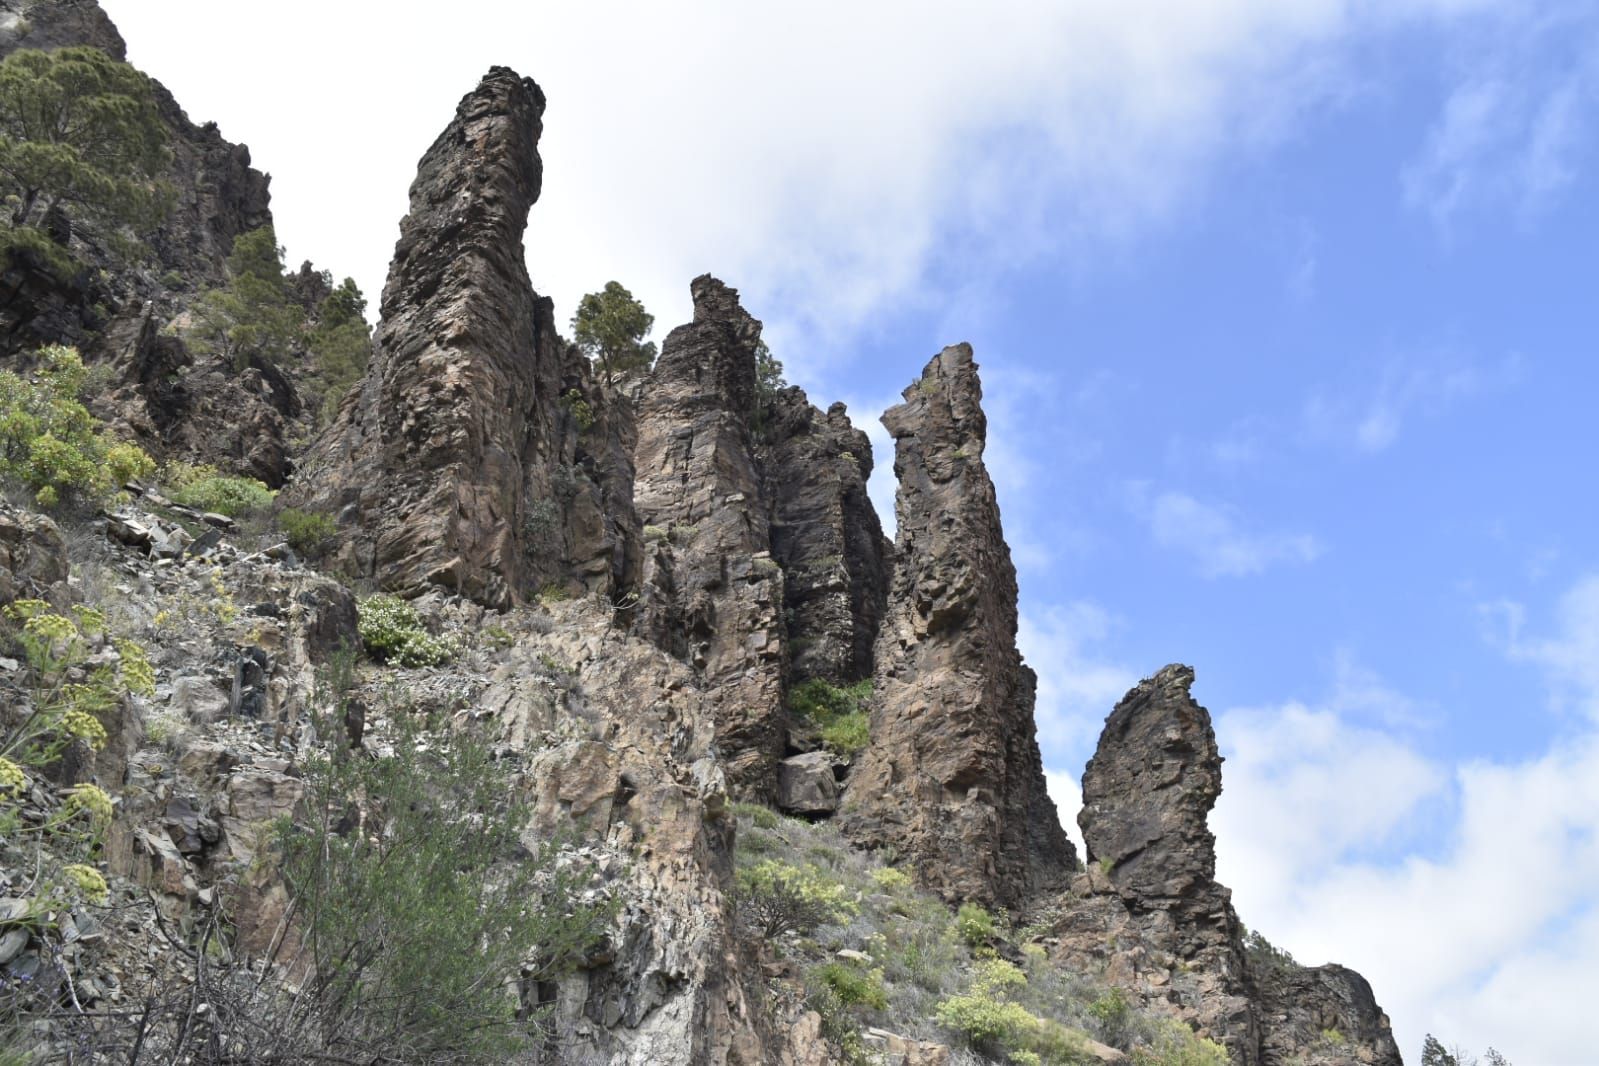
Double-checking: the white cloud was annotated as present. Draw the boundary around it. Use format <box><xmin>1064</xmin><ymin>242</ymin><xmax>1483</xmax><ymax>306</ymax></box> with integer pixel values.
<box><xmin>1019</xmin><ymin>602</ymin><xmax>1139</xmax><ymax>765</ymax></box>
<box><xmin>1213</xmin><ymin>582</ymin><xmax>1599</xmax><ymax>1064</ymax></box>
<box><xmin>1044</xmin><ymin>766</ymin><xmax>1087</xmax><ymax>861</ymax></box>
<box><xmin>1140</xmin><ymin>490</ymin><xmax>1321</xmax><ymax>577</ymax></box>
<box><xmin>102</xmin><ymin>0</ymin><xmax>1519</xmax><ymax>380</ymax></box>
<box><xmin>1305</xmin><ymin>349</ymin><xmax>1521</xmax><ymax>454</ymax></box>
<box><xmin>1401</xmin><ymin>8</ymin><xmax>1599</xmax><ymax>232</ymax></box>
<box><xmin>1501</xmin><ymin>573</ymin><xmax>1599</xmax><ymax>720</ymax></box>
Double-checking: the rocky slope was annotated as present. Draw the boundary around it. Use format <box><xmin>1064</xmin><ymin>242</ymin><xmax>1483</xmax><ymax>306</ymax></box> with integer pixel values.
<box><xmin>0</xmin><ymin>4</ymin><xmax>1408</xmax><ymax>1064</ymax></box>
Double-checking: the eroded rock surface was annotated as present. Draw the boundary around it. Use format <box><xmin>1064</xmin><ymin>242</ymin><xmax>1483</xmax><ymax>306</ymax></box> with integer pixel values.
<box><xmin>0</xmin><ymin>504</ymin><xmax>68</xmax><ymax>606</ymax></box>
<box><xmin>631</xmin><ymin>276</ymin><xmax>787</xmax><ymax>796</ymax></box>
<box><xmin>758</xmin><ymin>388</ymin><xmax>889</xmax><ymax>685</ymax></box>
<box><xmin>840</xmin><ymin>344</ymin><xmax>1074</xmax><ymax>908</ymax></box>
<box><xmin>1056</xmin><ymin>666</ymin><xmax>1402</xmax><ymax>1066</ymax></box>
<box><xmin>291</xmin><ymin>67</ymin><xmax>626</xmax><ymax>606</ymax></box>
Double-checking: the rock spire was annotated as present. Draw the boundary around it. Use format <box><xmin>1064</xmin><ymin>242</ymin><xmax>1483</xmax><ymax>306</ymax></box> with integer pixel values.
<box><xmin>840</xmin><ymin>343</ymin><xmax>1075</xmax><ymax>907</ymax></box>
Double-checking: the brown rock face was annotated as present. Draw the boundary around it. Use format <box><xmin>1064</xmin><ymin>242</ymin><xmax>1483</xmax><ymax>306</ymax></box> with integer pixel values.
<box><xmin>840</xmin><ymin>344</ymin><xmax>1074</xmax><ymax>908</ymax></box>
<box><xmin>631</xmin><ymin>276</ymin><xmax>787</xmax><ymax>796</ymax></box>
<box><xmin>1058</xmin><ymin>666</ymin><xmax>1401</xmax><ymax>1066</ymax></box>
<box><xmin>291</xmin><ymin>67</ymin><xmax>624</xmax><ymax>605</ymax></box>
<box><xmin>759</xmin><ymin>388</ymin><xmax>889</xmax><ymax>684</ymax></box>
<box><xmin>1080</xmin><ymin>665</ymin><xmax>1226</xmax><ymax>921</ymax></box>
<box><xmin>0</xmin><ymin>503</ymin><xmax>68</xmax><ymax>606</ymax></box>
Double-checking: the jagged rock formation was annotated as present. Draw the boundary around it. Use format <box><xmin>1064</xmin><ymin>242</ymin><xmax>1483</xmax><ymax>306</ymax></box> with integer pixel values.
<box><xmin>840</xmin><ymin>344</ymin><xmax>1075</xmax><ymax>908</ymax></box>
<box><xmin>758</xmin><ymin>387</ymin><xmax>888</xmax><ymax>685</ymax></box>
<box><xmin>1</xmin><ymin>0</ymin><xmax>298</xmax><ymax>485</ymax></box>
<box><xmin>290</xmin><ymin>67</ymin><xmax>635</xmax><ymax>606</ymax></box>
<box><xmin>0</xmin><ymin>7</ymin><xmax>1414</xmax><ymax>1062</ymax></box>
<box><xmin>1080</xmin><ymin>665</ymin><xmax>1234</xmax><ymax>946</ymax></box>
<box><xmin>1056</xmin><ymin>666</ymin><xmax>1403</xmax><ymax>1066</ymax></box>
<box><xmin>630</xmin><ymin>276</ymin><xmax>787</xmax><ymax>796</ymax></box>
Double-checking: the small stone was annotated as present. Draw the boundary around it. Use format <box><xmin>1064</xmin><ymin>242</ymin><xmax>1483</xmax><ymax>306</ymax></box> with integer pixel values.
<box><xmin>0</xmin><ymin>928</ymin><xmax>27</xmax><ymax>964</ymax></box>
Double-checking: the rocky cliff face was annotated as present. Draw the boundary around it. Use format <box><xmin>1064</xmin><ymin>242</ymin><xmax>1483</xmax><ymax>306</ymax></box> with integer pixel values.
<box><xmin>840</xmin><ymin>345</ymin><xmax>1075</xmax><ymax>909</ymax></box>
<box><xmin>0</xmin><ymin>7</ymin><xmax>1412</xmax><ymax>1062</ymax></box>
<box><xmin>1056</xmin><ymin>666</ymin><xmax>1403</xmax><ymax>1066</ymax></box>
<box><xmin>629</xmin><ymin>277</ymin><xmax>788</xmax><ymax>797</ymax></box>
<box><xmin>290</xmin><ymin>67</ymin><xmax>633</xmax><ymax>606</ymax></box>
<box><xmin>758</xmin><ymin>388</ymin><xmax>888</xmax><ymax>685</ymax></box>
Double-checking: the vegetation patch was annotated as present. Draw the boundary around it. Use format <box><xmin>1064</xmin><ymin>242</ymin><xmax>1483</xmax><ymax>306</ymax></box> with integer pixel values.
<box><xmin>0</xmin><ymin>346</ymin><xmax>155</xmax><ymax>507</ymax></box>
<box><xmin>277</xmin><ymin>507</ymin><xmax>337</xmax><ymax>555</ymax></box>
<box><xmin>356</xmin><ymin>594</ymin><xmax>456</xmax><ymax>667</ymax></box>
<box><xmin>787</xmin><ymin>678</ymin><xmax>873</xmax><ymax>756</ymax></box>
<box><xmin>274</xmin><ymin>709</ymin><xmax>617</xmax><ymax>1061</ymax></box>
<box><xmin>164</xmin><ymin>462</ymin><xmax>276</xmax><ymax>517</ymax></box>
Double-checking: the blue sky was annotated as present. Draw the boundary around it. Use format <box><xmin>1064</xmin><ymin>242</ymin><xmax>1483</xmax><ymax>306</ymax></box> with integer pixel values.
<box><xmin>104</xmin><ymin>2</ymin><xmax>1599</xmax><ymax>1061</ymax></box>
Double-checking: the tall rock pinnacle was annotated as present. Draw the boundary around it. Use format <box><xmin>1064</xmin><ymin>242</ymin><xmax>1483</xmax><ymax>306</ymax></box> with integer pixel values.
<box><xmin>291</xmin><ymin>67</ymin><xmax>586</xmax><ymax>607</ymax></box>
<box><xmin>1058</xmin><ymin>665</ymin><xmax>1403</xmax><ymax>1066</ymax></box>
<box><xmin>1080</xmin><ymin>664</ymin><xmax>1226</xmax><ymax>917</ymax></box>
<box><xmin>840</xmin><ymin>344</ymin><xmax>1075</xmax><ymax>907</ymax></box>
<box><xmin>631</xmin><ymin>276</ymin><xmax>788</xmax><ymax>796</ymax></box>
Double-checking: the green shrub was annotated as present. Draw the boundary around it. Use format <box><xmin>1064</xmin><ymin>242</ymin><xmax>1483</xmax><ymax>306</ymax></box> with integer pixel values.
<box><xmin>1089</xmin><ymin>986</ymin><xmax>1133</xmax><ymax>1046</ymax></box>
<box><xmin>560</xmin><ymin>389</ymin><xmax>595</xmax><ymax>431</ymax></box>
<box><xmin>787</xmin><ymin>678</ymin><xmax>873</xmax><ymax>756</ymax></box>
<box><xmin>166</xmin><ymin>464</ymin><xmax>275</xmax><ymax>516</ymax></box>
<box><xmin>936</xmin><ymin>958</ymin><xmax>1089</xmax><ymax>1064</ymax></box>
<box><xmin>870</xmin><ymin>866</ymin><xmax>911</xmax><ymax>892</ymax></box>
<box><xmin>735</xmin><ymin>859</ymin><xmax>858</xmax><ymax>937</ymax></box>
<box><xmin>1129</xmin><ymin>1022</ymin><xmax>1230</xmax><ymax>1066</ymax></box>
<box><xmin>806</xmin><ymin>983</ymin><xmax>868</xmax><ymax>1064</ymax></box>
<box><xmin>820</xmin><ymin>713</ymin><xmax>870</xmax><ymax>755</ymax></box>
<box><xmin>357</xmin><ymin>594</ymin><xmax>456</xmax><ymax>667</ymax></box>
<box><xmin>935</xmin><ymin>993</ymin><xmax>1038</xmax><ymax>1046</ymax></box>
<box><xmin>0</xmin><ymin>599</ymin><xmax>153</xmax><ymax>969</ymax></box>
<box><xmin>733</xmin><ymin>801</ymin><xmax>780</xmax><ymax>829</ymax></box>
<box><xmin>276</xmin><ymin>713</ymin><xmax>616</xmax><ymax>1061</ymax></box>
<box><xmin>0</xmin><ymin>345</ymin><xmax>155</xmax><ymax>506</ymax></box>
<box><xmin>957</xmin><ymin>901</ymin><xmax>999</xmax><ymax>946</ymax></box>
<box><xmin>278</xmin><ymin>507</ymin><xmax>337</xmax><ymax>554</ymax></box>
<box><xmin>815</xmin><ymin>961</ymin><xmax>888</xmax><ymax>1010</ymax></box>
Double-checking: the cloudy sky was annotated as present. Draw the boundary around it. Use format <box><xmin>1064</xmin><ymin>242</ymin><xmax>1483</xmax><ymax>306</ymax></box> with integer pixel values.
<box><xmin>102</xmin><ymin>2</ymin><xmax>1599</xmax><ymax>1061</ymax></box>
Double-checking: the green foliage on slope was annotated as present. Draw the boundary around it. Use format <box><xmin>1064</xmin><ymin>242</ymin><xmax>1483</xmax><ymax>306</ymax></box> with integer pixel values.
<box><xmin>0</xmin><ymin>45</ymin><xmax>172</xmax><ymax>273</ymax></box>
<box><xmin>787</xmin><ymin>677</ymin><xmax>873</xmax><ymax>755</ymax></box>
<box><xmin>729</xmin><ymin>805</ymin><xmax>1234</xmax><ymax>1066</ymax></box>
<box><xmin>0</xmin><ymin>344</ymin><xmax>154</xmax><ymax>506</ymax></box>
<box><xmin>276</xmin><ymin>711</ymin><xmax>616</xmax><ymax>1060</ymax></box>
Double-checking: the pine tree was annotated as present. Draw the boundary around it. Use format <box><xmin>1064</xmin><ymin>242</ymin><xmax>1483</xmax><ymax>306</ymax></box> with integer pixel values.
<box><xmin>189</xmin><ymin>225</ymin><xmax>303</xmax><ymax>369</ymax></box>
<box><xmin>0</xmin><ymin>46</ymin><xmax>172</xmax><ymax>272</ymax></box>
<box><xmin>571</xmin><ymin>280</ymin><xmax>656</xmax><ymax>383</ymax></box>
